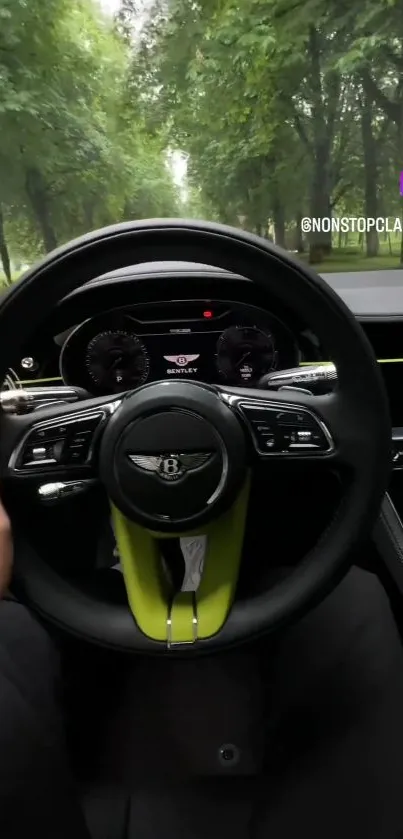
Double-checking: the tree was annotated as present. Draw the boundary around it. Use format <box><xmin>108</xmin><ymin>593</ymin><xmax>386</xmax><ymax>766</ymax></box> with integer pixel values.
<box><xmin>132</xmin><ymin>0</ymin><xmax>364</xmax><ymax>260</ymax></box>
<box><xmin>0</xmin><ymin>0</ymin><xmax>179</xmax><ymax>268</ymax></box>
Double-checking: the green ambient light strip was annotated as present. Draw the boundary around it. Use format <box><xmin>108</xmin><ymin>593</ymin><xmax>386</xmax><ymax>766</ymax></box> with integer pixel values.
<box><xmin>300</xmin><ymin>359</ymin><xmax>403</xmax><ymax>365</ymax></box>
<box><xmin>18</xmin><ymin>377</ymin><xmax>64</xmax><ymax>384</ymax></box>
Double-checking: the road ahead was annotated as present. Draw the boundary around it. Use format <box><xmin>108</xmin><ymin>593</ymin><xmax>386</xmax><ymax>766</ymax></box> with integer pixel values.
<box><xmin>321</xmin><ymin>270</ymin><xmax>403</xmax><ymax>288</ymax></box>
<box><xmin>321</xmin><ymin>270</ymin><xmax>403</xmax><ymax>316</ymax></box>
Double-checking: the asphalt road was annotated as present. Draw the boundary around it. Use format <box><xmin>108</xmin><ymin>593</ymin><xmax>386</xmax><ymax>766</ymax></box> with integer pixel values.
<box><xmin>321</xmin><ymin>270</ymin><xmax>403</xmax><ymax>289</ymax></box>
<box><xmin>321</xmin><ymin>270</ymin><xmax>403</xmax><ymax>316</ymax></box>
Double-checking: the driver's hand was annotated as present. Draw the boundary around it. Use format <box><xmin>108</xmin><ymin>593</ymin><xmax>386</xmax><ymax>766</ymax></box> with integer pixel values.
<box><xmin>0</xmin><ymin>499</ymin><xmax>12</xmax><ymax>598</ymax></box>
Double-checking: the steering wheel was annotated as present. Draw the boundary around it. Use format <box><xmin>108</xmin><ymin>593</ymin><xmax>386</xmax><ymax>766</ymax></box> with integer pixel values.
<box><xmin>0</xmin><ymin>220</ymin><xmax>391</xmax><ymax>653</ymax></box>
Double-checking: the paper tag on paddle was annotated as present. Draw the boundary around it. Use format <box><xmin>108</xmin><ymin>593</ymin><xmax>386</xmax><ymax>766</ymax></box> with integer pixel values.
<box><xmin>180</xmin><ymin>535</ymin><xmax>207</xmax><ymax>591</ymax></box>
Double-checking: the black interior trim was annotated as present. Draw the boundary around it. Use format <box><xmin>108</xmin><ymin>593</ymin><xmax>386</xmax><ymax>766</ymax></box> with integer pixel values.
<box><xmin>374</xmin><ymin>494</ymin><xmax>403</xmax><ymax>593</ymax></box>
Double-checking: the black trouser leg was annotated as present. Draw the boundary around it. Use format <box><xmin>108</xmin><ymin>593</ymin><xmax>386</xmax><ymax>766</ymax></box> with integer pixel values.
<box><xmin>0</xmin><ymin>600</ymin><xmax>90</xmax><ymax>838</ymax></box>
<box><xmin>256</xmin><ymin>568</ymin><xmax>403</xmax><ymax>838</ymax></box>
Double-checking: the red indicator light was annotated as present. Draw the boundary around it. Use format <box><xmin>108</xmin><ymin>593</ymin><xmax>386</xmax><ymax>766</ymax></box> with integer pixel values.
<box><xmin>203</xmin><ymin>310</ymin><xmax>213</xmax><ymax>318</ymax></box>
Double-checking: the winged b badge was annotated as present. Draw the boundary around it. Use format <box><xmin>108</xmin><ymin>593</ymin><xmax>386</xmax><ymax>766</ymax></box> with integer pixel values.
<box><xmin>127</xmin><ymin>452</ymin><xmax>213</xmax><ymax>481</ymax></box>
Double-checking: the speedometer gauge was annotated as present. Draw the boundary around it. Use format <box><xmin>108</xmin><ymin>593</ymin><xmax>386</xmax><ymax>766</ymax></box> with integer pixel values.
<box><xmin>216</xmin><ymin>325</ymin><xmax>276</xmax><ymax>385</ymax></box>
<box><xmin>85</xmin><ymin>330</ymin><xmax>150</xmax><ymax>393</ymax></box>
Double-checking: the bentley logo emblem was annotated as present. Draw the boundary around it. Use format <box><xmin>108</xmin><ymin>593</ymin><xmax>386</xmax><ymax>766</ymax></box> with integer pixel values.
<box><xmin>163</xmin><ymin>355</ymin><xmax>200</xmax><ymax>366</ymax></box>
<box><xmin>127</xmin><ymin>452</ymin><xmax>213</xmax><ymax>481</ymax></box>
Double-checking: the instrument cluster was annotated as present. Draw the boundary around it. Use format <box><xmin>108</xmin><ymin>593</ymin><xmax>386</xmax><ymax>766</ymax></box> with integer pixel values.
<box><xmin>58</xmin><ymin>300</ymin><xmax>299</xmax><ymax>396</ymax></box>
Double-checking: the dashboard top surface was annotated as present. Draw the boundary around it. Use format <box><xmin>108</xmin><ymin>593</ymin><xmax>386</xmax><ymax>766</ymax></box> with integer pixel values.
<box><xmin>77</xmin><ymin>261</ymin><xmax>403</xmax><ymax>321</ymax></box>
<box><xmin>2</xmin><ymin>260</ymin><xmax>401</xmax><ymax>320</ymax></box>
<box><xmin>320</xmin><ymin>270</ymin><xmax>403</xmax><ymax>321</ymax></box>
<box><xmin>3</xmin><ymin>258</ymin><xmax>403</xmax><ymax>424</ymax></box>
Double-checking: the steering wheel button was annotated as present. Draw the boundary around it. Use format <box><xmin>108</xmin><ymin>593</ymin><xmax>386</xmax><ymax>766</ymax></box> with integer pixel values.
<box><xmin>70</xmin><ymin>430</ymin><xmax>92</xmax><ymax>445</ymax></box>
<box><xmin>20</xmin><ymin>441</ymin><xmax>58</xmax><ymax>467</ymax></box>
<box><xmin>289</xmin><ymin>443</ymin><xmax>319</xmax><ymax>450</ymax></box>
<box><xmin>297</xmin><ymin>430</ymin><xmax>312</xmax><ymax>440</ymax></box>
<box><xmin>32</xmin><ymin>446</ymin><xmax>47</xmax><ymax>460</ymax></box>
<box><xmin>43</xmin><ymin>423</ymin><xmax>69</xmax><ymax>437</ymax></box>
<box><xmin>65</xmin><ymin>447</ymin><xmax>86</xmax><ymax>463</ymax></box>
<box><xmin>30</xmin><ymin>428</ymin><xmax>51</xmax><ymax>442</ymax></box>
<box><xmin>275</xmin><ymin>410</ymin><xmax>310</xmax><ymax>427</ymax></box>
<box><xmin>74</xmin><ymin>415</ymin><xmax>102</xmax><ymax>432</ymax></box>
<box><xmin>311</xmin><ymin>430</ymin><xmax>327</xmax><ymax>448</ymax></box>
<box><xmin>22</xmin><ymin>444</ymin><xmax>46</xmax><ymax>463</ymax></box>
<box><xmin>248</xmin><ymin>410</ymin><xmax>275</xmax><ymax>422</ymax></box>
<box><xmin>31</xmin><ymin>425</ymin><xmax>66</xmax><ymax>443</ymax></box>
<box><xmin>253</xmin><ymin>429</ymin><xmax>279</xmax><ymax>450</ymax></box>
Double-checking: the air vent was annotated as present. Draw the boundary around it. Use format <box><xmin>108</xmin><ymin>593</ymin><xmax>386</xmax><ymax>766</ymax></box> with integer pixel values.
<box><xmin>360</xmin><ymin>322</ymin><xmax>403</xmax><ymax>361</ymax></box>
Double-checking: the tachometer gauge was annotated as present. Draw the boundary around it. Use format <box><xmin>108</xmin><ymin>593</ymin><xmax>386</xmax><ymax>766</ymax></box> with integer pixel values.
<box><xmin>85</xmin><ymin>330</ymin><xmax>150</xmax><ymax>393</ymax></box>
<box><xmin>216</xmin><ymin>325</ymin><xmax>276</xmax><ymax>385</ymax></box>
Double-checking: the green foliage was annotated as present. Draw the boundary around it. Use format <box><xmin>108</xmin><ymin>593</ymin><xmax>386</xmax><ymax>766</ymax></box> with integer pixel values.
<box><xmin>1</xmin><ymin>0</ymin><xmax>403</xmax><ymax>267</ymax></box>
<box><xmin>0</xmin><ymin>0</ymin><xmax>179</xmax><ymax>263</ymax></box>
<box><xmin>128</xmin><ymin>0</ymin><xmax>403</xmax><ymax>256</ymax></box>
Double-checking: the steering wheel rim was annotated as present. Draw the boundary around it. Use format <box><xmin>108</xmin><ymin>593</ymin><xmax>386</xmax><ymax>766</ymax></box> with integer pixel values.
<box><xmin>0</xmin><ymin>219</ymin><xmax>391</xmax><ymax>653</ymax></box>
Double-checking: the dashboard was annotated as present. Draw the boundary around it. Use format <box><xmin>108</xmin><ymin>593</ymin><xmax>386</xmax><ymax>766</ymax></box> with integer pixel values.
<box><xmin>3</xmin><ymin>259</ymin><xmax>327</xmax><ymax>397</ymax></box>
<box><xmin>58</xmin><ymin>300</ymin><xmax>299</xmax><ymax>396</ymax></box>
<box><xmin>3</xmin><ymin>260</ymin><xmax>403</xmax><ymax>425</ymax></box>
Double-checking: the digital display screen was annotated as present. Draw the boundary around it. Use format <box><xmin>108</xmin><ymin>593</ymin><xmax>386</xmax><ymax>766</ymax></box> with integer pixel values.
<box><xmin>58</xmin><ymin>301</ymin><xmax>299</xmax><ymax>396</ymax></box>
<box><xmin>144</xmin><ymin>330</ymin><xmax>220</xmax><ymax>382</ymax></box>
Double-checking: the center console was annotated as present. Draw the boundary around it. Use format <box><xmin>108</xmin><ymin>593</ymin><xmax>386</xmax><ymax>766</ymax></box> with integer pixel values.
<box><xmin>373</xmin><ymin>362</ymin><xmax>403</xmax><ymax>591</ymax></box>
<box><xmin>381</xmin><ymin>362</ymin><xmax>403</xmax><ymax>458</ymax></box>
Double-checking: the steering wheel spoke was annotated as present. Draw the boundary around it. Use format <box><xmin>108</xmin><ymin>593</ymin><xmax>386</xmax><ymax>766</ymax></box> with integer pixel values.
<box><xmin>0</xmin><ymin>394</ymin><xmax>122</xmax><ymax>480</ymax></box>
<box><xmin>111</xmin><ymin>476</ymin><xmax>250</xmax><ymax>646</ymax></box>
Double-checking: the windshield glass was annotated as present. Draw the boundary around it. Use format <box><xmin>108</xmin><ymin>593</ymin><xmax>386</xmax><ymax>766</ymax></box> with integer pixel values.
<box><xmin>1</xmin><ymin>0</ymin><xmax>401</xmax><ymax>285</ymax></box>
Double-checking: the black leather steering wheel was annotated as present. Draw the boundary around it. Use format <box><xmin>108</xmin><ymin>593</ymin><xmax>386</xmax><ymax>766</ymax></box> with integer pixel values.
<box><xmin>0</xmin><ymin>220</ymin><xmax>391</xmax><ymax>653</ymax></box>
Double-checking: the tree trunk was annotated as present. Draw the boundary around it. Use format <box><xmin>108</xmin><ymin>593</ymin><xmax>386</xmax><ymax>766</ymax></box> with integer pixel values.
<box><xmin>361</xmin><ymin>80</ymin><xmax>379</xmax><ymax>257</ymax></box>
<box><xmin>25</xmin><ymin>167</ymin><xmax>57</xmax><ymax>253</ymax></box>
<box><xmin>273</xmin><ymin>197</ymin><xmax>285</xmax><ymax>247</ymax></box>
<box><xmin>0</xmin><ymin>205</ymin><xmax>11</xmax><ymax>284</ymax></box>
<box><xmin>323</xmin><ymin>196</ymin><xmax>333</xmax><ymax>254</ymax></box>
<box><xmin>83</xmin><ymin>199</ymin><xmax>95</xmax><ymax>231</ymax></box>
<box><xmin>309</xmin><ymin>146</ymin><xmax>332</xmax><ymax>261</ymax></box>
<box><xmin>307</xmin><ymin>26</ymin><xmax>335</xmax><ymax>262</ymax></box>
<box><xmin>366</xmin><ymin>227</ymin><xmax>378</xmax><ymax>256</ymax></box>
<box><xmin>295</xmin><ymin>211</ymin><xmax>305</xmax><ymax>252</ymax></box>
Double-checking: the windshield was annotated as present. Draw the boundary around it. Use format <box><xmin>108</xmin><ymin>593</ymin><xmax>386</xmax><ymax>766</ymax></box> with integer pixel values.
<box><xmin>1</xmin><ymin>0</ymin><xmax>401</xmax><ymax>285</ymax></box>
